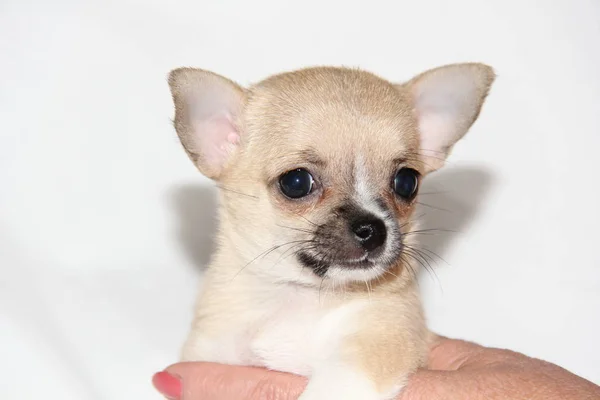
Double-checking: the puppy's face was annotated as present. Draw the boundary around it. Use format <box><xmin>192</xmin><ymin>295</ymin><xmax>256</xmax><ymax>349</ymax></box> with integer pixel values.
<box><xmin>169</xmin><ymin>65</ymin><xmax>494</xmax><ymax>285</ymax></box>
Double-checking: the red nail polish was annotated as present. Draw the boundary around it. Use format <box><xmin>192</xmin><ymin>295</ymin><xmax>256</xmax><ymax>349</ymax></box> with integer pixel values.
<box><xmin>152</xmin><ymin>371</ymin><xmax>182</xmax><ymax>400</ymax></box>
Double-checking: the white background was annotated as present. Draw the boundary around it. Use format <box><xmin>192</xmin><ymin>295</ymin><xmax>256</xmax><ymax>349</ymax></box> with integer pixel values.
<box><xmin>1</xmin><ymin>0</ymin><xmax>599</xmax><ymax>398</ymax></box>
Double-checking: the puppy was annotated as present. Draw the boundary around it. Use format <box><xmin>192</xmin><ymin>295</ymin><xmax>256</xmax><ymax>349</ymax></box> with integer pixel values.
<box><xmin>167</xmin><ymin>63</ymin><xmax>494</xmax><ymax>399</ymax></box>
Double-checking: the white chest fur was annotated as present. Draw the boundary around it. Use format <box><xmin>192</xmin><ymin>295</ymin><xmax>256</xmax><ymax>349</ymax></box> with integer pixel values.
<box><xmin>249</xmin><ymin>296</ymin><xmax>367</xmax><ymax>376</ymax></box>
<box><xmin>182</xmin><ymin>285</ymin><xmax>368</xmax><ymax>378</ymax></box>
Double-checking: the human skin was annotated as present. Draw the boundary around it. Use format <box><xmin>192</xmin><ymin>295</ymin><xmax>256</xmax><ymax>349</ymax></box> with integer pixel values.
<box><xmin>152</xmin><ymin>336</ymin><xmax>600</xmax><ymax>400</ymax></box>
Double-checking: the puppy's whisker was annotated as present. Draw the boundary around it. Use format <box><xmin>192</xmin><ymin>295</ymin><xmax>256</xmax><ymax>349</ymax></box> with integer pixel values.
<box><xmin>409</xmin><ymin>246</ymin><xmax>437</xmax><ymax>265</ymax></box>
<box><xmin>415</xmin><ymin>201</ymin><xmax>453</xmax><ymax>213</ymax></box>
<box><xmin>403</xmin><ymin>247</ymin><xmax>432</xmax><ymax>271</ymax></box>
<box><xmin>411</xmin><ymin>212</ymin><xmax>428</xmax><ymax>221</ymax></box>
<box><xmin>273</xmin><ymin>243</ymin><xmax>318</xmax><ymax>268</ymax></box>
<box><xmin>406</xmin><ymin>246</ymin><xmax>444</xmax><ymax>291</ymax></box>
<box><xmin>403</xmin><ymin>154</ymin><xmax>449</xmax><ymax>171</ymax></box>
<box><xmin>322</xmin><ymin>276</ymin><xmax>332</xmax><ymax>303</ymax></box>
<box><xmin>296</xmin><ymin>214</ymin><xmax>319</xmax><ymax>227</ymax></box>
<box><xmin>403</xmin><ymin>228</ymin><xmax>457</xmax><ymax>236</ymax></box>
<box><xmin>411</xmin><ymin>150</ymin><xmax>450</xmax><ymax>161</ymax></box>
<box><xmin>231</xmin><ymin>240</ymin><xmax>312</xmax><ymax>281</ymax></box>
<box><xmin>364</xmin><ymin>279</ymin><xmax>372</xmax><ymax>301</ymax></box>
<box><xmin>414</xmin><ymin>148</ymin><xmax>455</xmax><ymax>164</ymax></box>
<box><xmin>373</xmin><ymin>269</ymin><xmax>383</xmax><ymax>289</ymax></box>
<box><xmin>316</xmin><ymin>249</ymin><xmax>334</xmax><ymax>302</ymax></box>
<box><xmin>417</xmin><ymin>148</ymin><xmax>447</xmax><ymax>154</ymax></box>
<box><xmin>406</xmin><ymin>244</ymin><xmax>449</xmax><ymax>266</ymax></box>
<box><xmin>318</xmin><ymin>276</ymin><xmax>326</xmax><ymax>306</ymax></box>
<box><xmin>399</xmin><ymin>253</ymin><xmax>419</xmax><ymax>281</ymax></box>
<box><xmin>276</xmin><ymin>224</ymin><xmax>314</xmax><ymax>234</ymax></box>
<box><xmin>418</xmin><ymin>190</ymin><xmax>451</xmax><ymax>196</ymax></box>
<box><xmin>402</xmin><ymin>246</ymin><xmax>441</xmax><ymax>287</ymax></box>
<box><xmin>399</xmin><ymin>214</ymin><xmax>426</xmax><ymax>233</ymax></box>
<box><xmin>328</xmin><ymin>247</ymin><xmax>348</xmax><ymax>298</ymax></box>
<box><xmin>331</xmin><ymin>277</ymin><xmax>338</xmax><ymax>300</ymax></box>
<box><xmin>413</xmin><ymin>152</ymin><xmax>448</xmax><ymax>160</ymax></box>
<box><xmin>399</xmin><ymin>220</ymin><xmax>412</xmax><ymax>231</ymax></box>
<box><xmin>408</xmin><ymin>249</ymin><xmax>438</xmax><ymax>281</ymax></box>
<box><xmin>402</xmin><ymin>154</ymin><xmax>444</xmax><ymax>168</ymax></box>
<box><xmin>383</xmin><ymin>268</ymin><xmax>400</xmax><ymax>280</ymax></box>
<box><xmin>261</xmin><ymin>240</ymin><xmax>312</xmax><ymax>262</ymax></box>
<box><xmin>281</xmin><ymin>241</ymin><xmax>316</xmax><ymax>259</ymax></box>
<box><xmin>216</xmin><ymin>185</ymin><xmax>259</xmax><ymax>199</ymax></box>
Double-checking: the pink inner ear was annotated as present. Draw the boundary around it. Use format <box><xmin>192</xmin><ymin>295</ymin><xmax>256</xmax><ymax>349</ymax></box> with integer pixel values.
<box><xmin>418</xmin><ymin>112</ymin><xmax>457</xmax><ymax>154</ymax></box>
<box><xmin>190</xmin><ymin>114</ymin><xmax>239</xmax><ymax>172</ymax></box>
<box><xmin>227</xmin><ymin>132</ymin><xmax>240</xmax><ymax>144</ymax></box>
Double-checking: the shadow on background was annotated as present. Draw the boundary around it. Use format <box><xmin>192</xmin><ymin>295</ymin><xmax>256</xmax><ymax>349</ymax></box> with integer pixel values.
<box><xmin>414</xmin><ymin>165</ymin><xmax>495</xmax><ymax>281</ymax></box>
<box><xmin>170</xmin><ymin>165</ymin><xmax>495</xmax><ymax>274</ymax></box>
<box><xmin>416</xmin><ymin>165</ymin><xmax>495</xmax><ymax>256</ymax></box>
<box><xmin>170</xmin><ymin>184</ymin><xmax>219</xmax><ymax>272</ymax></box>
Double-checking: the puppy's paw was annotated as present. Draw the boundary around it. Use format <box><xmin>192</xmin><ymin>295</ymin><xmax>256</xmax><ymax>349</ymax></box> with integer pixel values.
<box><xmin>298</xmin><ymin>365</ymin><xmax>404</xmax><ymax>400</ymax></box>
<box><xmin>180</xmin><ymin>333</ymin><xmax>245</xmax><ymax>364</ymax></box>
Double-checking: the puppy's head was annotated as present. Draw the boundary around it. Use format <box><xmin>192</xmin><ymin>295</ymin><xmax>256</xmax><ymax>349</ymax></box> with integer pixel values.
<box><xmin>168</xmin><ymin>64</ymin><xmax>494</xmax><ymax>286</ymax></box>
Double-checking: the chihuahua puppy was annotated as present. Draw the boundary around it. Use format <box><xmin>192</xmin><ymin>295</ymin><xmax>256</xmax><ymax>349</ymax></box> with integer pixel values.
<box><xmin>167</xmin><ymin>63</ymin><xmax>494</xmax><ymax>399</ymax></box>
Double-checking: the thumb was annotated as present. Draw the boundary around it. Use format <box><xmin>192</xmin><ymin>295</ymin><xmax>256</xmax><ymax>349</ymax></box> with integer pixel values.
<box><xmin>153</xmin><ymin>362</ymin><xmax>306</xmax><ymax>400</ymax></box>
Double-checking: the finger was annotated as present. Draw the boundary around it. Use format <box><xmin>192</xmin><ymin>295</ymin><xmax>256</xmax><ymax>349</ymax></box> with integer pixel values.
<box><xmin>427</xmin><ymin>336</ymin><xmax>486</xmax><ymax>370</ymax></box>
<box><xmin>401</xmin><ymin>365</ymin><xmax>600</xmax><ymax>400</ymax></box>
<box><xmin>427</xmin><ymin>335</ymin><xmax>532</xmax><ymax>371</ymax></box>
<box><xmin>154</xmin><ymin>362</ymin><xmax>306</xmax><ymax>400</ymax></box>
<box><xmin>397</xmin><ymin>370</ymin><xmax>460</xmax><ymax>400</ymax></box>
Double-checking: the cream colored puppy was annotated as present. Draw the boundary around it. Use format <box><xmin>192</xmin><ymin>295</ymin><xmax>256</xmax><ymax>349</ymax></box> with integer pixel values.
<box><xmin>167</xmin><ymin>63</ymin><xmax>494</xmax><ymax>400</ymax></box>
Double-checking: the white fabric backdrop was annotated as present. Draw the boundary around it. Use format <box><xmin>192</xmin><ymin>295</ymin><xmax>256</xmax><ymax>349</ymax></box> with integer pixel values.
<box><xmin>1</xmin><ymin>0</ymin><xmax>599</xmax><ymax>398</ymax></box>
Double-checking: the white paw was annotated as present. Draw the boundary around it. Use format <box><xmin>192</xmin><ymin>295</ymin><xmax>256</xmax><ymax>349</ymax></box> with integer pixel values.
<box><xmin>298</xmin><ymin>366</ymin><xmax>403</xmax><ymax>400</ymax></box>
<box><xmin>180</xmin><ymin>333</ymin><xmax>244</xmax><ymax>364</ymax></box>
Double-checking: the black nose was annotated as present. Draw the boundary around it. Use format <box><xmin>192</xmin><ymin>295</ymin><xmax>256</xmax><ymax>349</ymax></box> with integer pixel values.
<box><xmin>351</xmin><ymin>218</ymin><xmax>387</xmax><ymax>252</ymax></box>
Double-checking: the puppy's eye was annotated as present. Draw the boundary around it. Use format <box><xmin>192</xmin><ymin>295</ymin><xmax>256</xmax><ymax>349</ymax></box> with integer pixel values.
<box><xmin>393</xmin><ymin>168</ymin><xmax>419</xmax><ymax>199</ymax></box>
<box><xmin>279</xmin><ymin>169</ymin><xmax>314</xmax><ymax>199</ymax></box>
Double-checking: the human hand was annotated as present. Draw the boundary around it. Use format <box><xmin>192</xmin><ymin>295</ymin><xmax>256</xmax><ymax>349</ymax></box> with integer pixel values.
<box><xmin>152</xmin><ymin>336</ymin><xmax>600</xmax><ymax>399</ymax></box>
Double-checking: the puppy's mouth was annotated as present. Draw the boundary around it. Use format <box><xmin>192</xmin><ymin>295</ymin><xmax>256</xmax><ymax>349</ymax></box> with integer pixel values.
<box><xmin>337</xmin><ymin>254</ymin><xmax>372</xmax><ymax>268</ymax></box>
<box><xmin>297</xmin><ymin>247</ymin><xmax>401</xmax><ymax>279</ymax></box>
<box><xmin>337</xmin><ymin>260</ymin><xmax>374</xmax><ymax>270</ymax></box>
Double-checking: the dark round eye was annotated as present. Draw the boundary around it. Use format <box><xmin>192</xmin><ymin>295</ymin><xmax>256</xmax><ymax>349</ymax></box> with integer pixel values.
<box><xmin>393</xmin><ymin>168</ymin><xmax>419</xmax><ymax>199</ymax></box>
<box><xmin>279</xmin><ymin>169</ymin><xmax>314</xmax><ymax>199</ymax></box>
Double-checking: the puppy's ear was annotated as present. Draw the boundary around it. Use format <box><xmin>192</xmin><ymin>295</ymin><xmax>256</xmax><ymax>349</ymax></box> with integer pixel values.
<box><xmin>168</xmin><ymin>68</ymin><xmax>246</xmax><ymax>180</ymax></box>
<box><xmin>400</xmin><ymin>63</ymin><xmax>495</xmax><ymax>173</ymax></box>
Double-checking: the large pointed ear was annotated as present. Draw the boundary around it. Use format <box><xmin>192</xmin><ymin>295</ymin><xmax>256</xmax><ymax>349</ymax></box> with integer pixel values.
<box><xmin>168</xmin><ymin>68</ymin><xmax>246</xmax><ymax>180</ymax></box>
<box><xmin>400</xmin><ymin>63</ymin><xmax>495</xmax><ymax>173</ymax></box>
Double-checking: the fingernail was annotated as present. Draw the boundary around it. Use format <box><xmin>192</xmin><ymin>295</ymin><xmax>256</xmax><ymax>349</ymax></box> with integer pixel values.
<box><xmin>152</xmin><ymin>371</ymin><xmax>182</xmax><ymax>399</ymax></box>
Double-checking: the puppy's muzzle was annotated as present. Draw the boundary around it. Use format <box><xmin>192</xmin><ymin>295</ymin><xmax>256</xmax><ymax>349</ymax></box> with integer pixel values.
<box><xmin>296</xmin><ymin>202</ymin><xmax>400</xmax><ymax>277</ymax></box>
